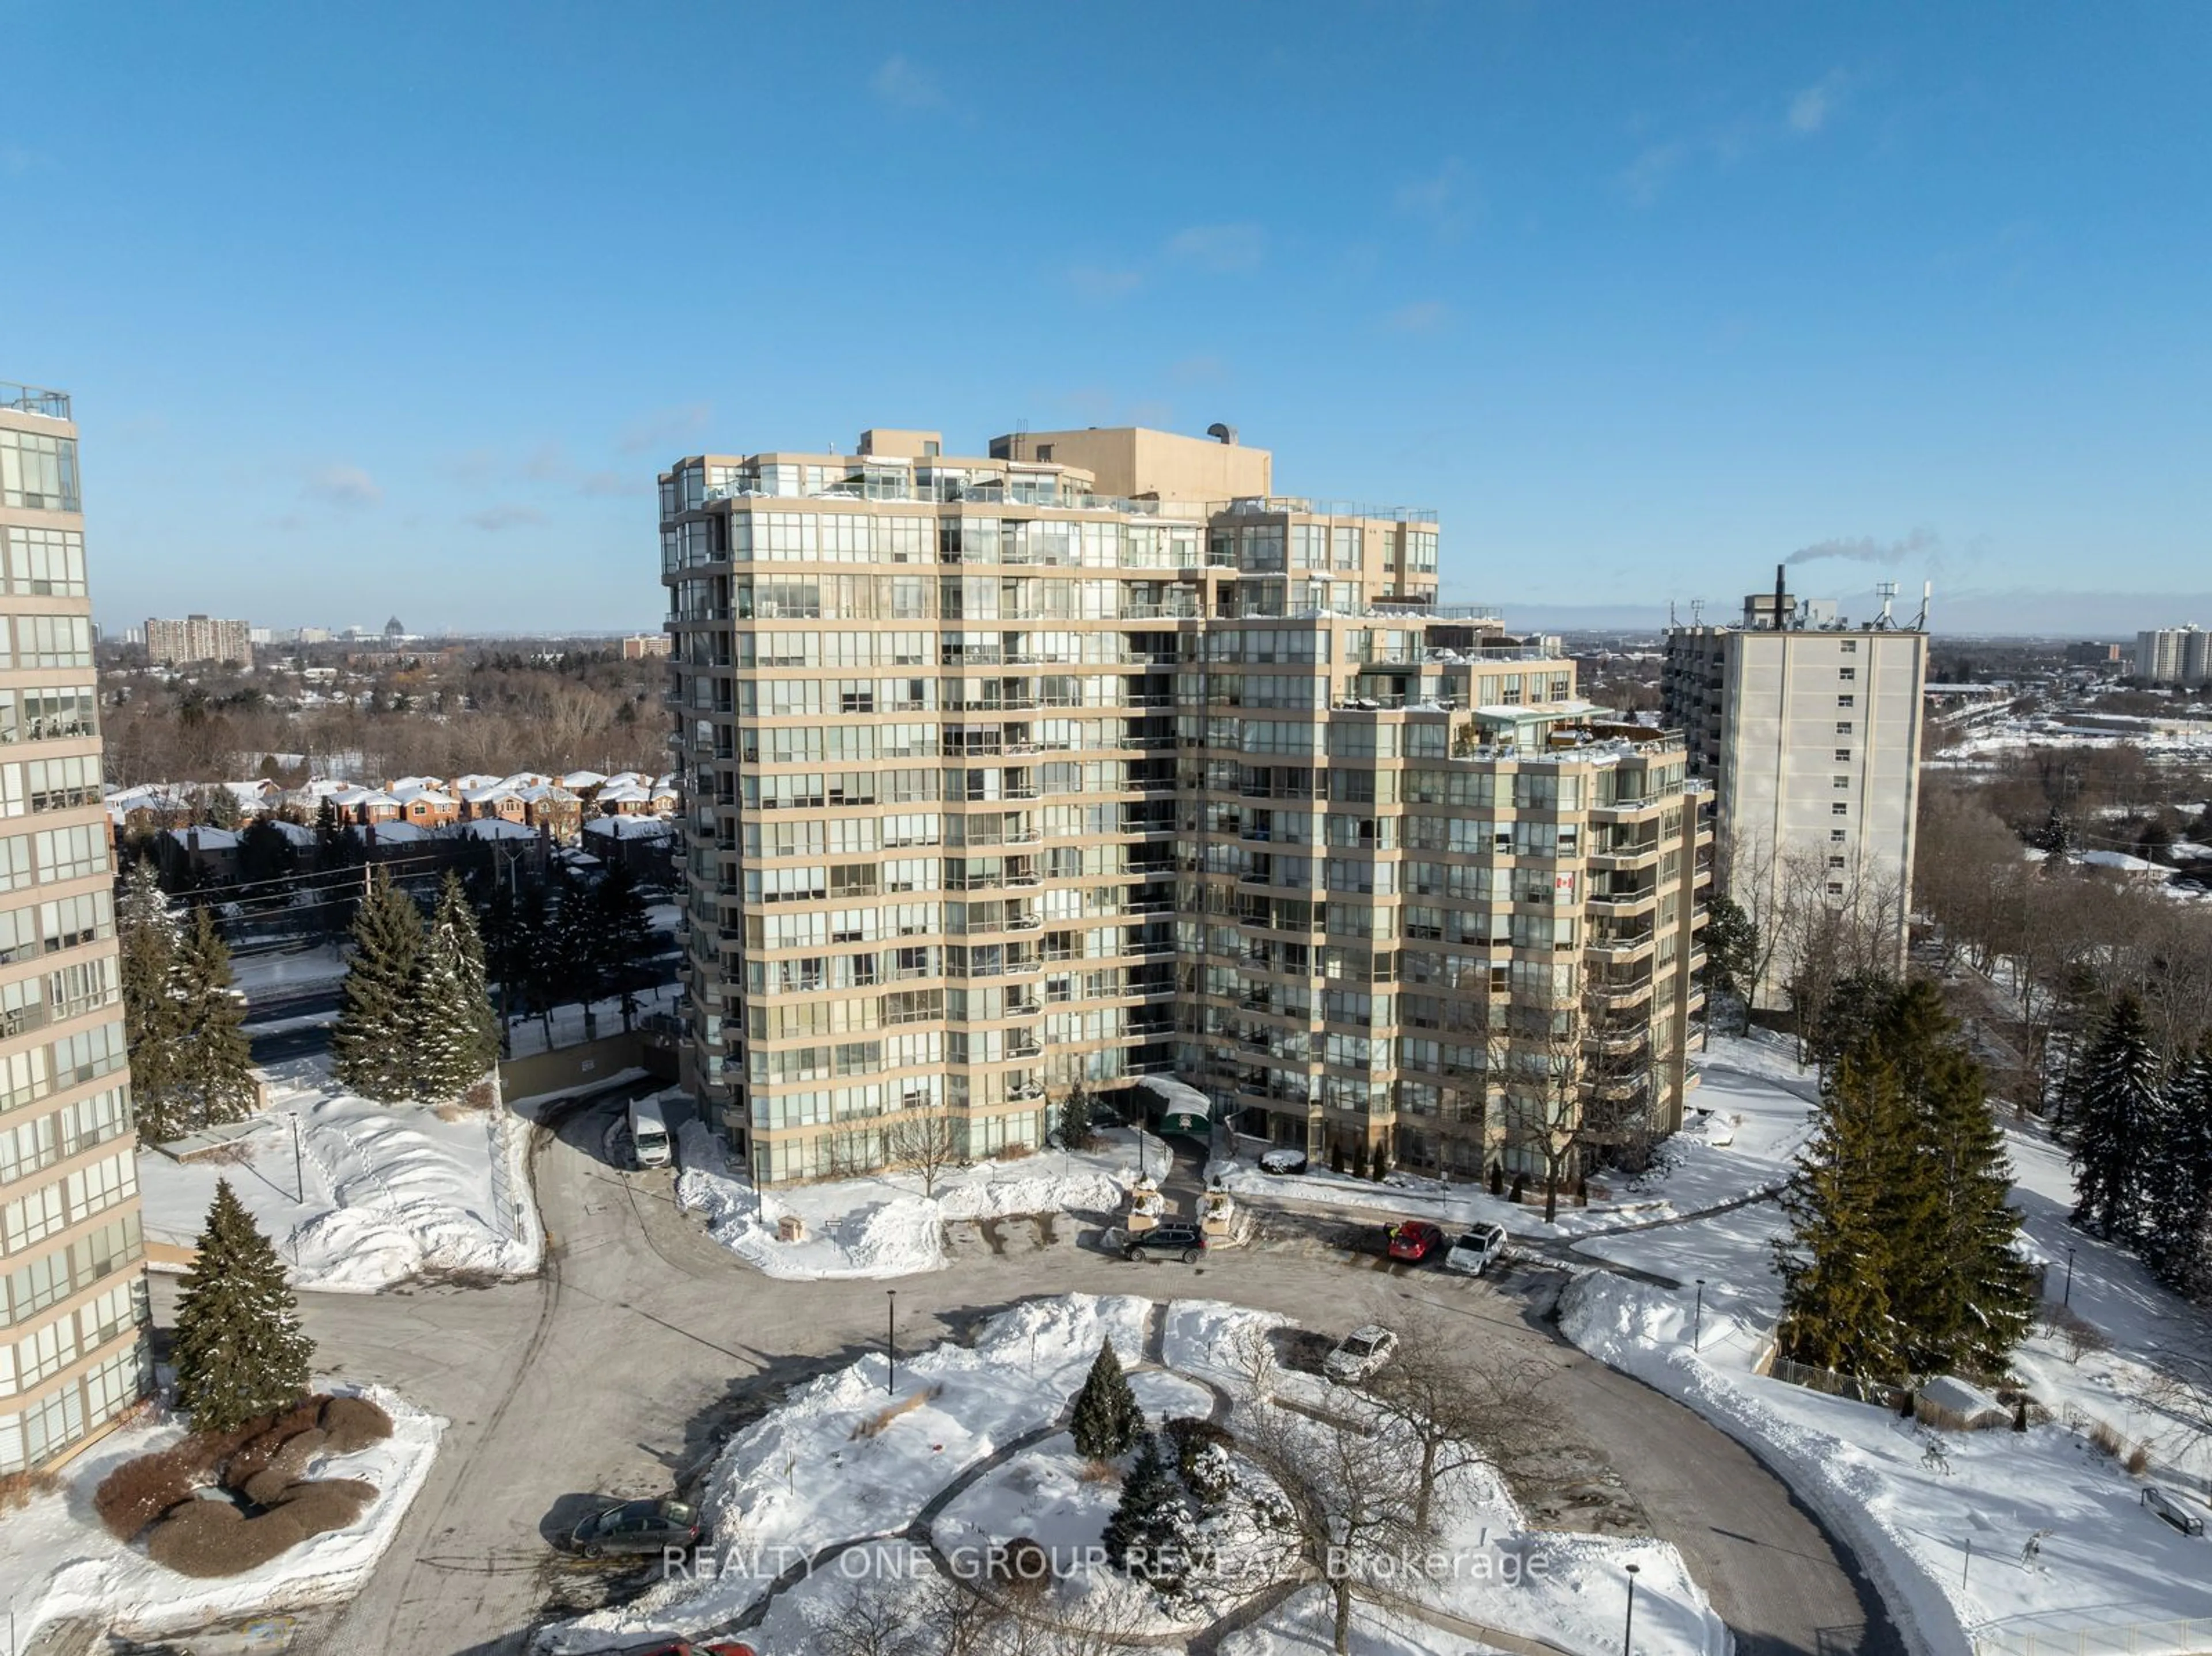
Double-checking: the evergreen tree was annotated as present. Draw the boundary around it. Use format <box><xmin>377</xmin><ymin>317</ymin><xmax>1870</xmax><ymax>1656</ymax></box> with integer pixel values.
<box><xmin>408</xmin><ymin>874</ymin><xmax>502</xmax><ymax>1100</ymax></box>
<box><xmin>1101</xmin><ymin>1432</ymin><xmax>1187</xmax><ymax>1584</ymax></box>
<box><xmin>1872</xmin><ymin>982</ymin><xmax>2036</xmax><ymax>1375</ymax></box>
<box><xmin>1700</xmin><ymin>894</ymin><xmax>1759</xmax><ymax>1026</ymax></box>
<box><xmin>2144</xmin><ymin>1044</ymin><xmax>2212</xmax><ymax>1298</ymax></box>
<box><xmin>331</xmin><ymin>870</ymin><xmax>425</xmax><ymax>1101</ymax></box>
<box><xmin>589</xmin><ymin>863</ymin><xmax>657</xmax><ymax>1032</ymax></box>
<box><xmin>169</xmin><ymin>907</ymin><xmax>259</xmax><ymax>1131</ymax></box>
<box><xmin>172</xmin><ymin>1181</ymin><xmax>314</xmax><ymax>1434</ymax></box>
<box><xmin>2070</xmin><ymin>995</ymin><xmax>2161</xmax><ymax>1241</ymax></box>
<box><xmin>312</xmin><ymin>798</ymin><xmax>346</xmax><ymax>871</ymax></box>
<box><xmin>1775</xmin><ymin>1050</ymin><xmax>1910</xmax><ymax>1382</ymax></box>
<box><xmin>1060</xmin><ymin>1081</ymin><xmax>1099</xmax><ymax>1152</ymax></box>
<box><xmin>119</xmin><ymin>859</ymin><xmax>186</xmax><ymax>1141</ymax></box>
<box><xmin>1070</xmin><ymin>1340</ymin><xmax>1142</xmax><ymax>1459</ymax></box>
<box><xmin>1805</xmin><ymin>971</ymin><xmax>1900</xmax><ymax>1082</ymax></box>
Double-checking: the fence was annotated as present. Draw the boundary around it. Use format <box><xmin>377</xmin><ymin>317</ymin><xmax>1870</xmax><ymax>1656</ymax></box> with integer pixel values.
<box><xmin>1972</xmin><ymin>1618</ymin><xmax>2212</xmax><ymax>1656</ymax></box>
<box><xmin>1764</xmin><ymin>1352</ymin><xmax>1912</xmax><ymax>1412</ymax></box>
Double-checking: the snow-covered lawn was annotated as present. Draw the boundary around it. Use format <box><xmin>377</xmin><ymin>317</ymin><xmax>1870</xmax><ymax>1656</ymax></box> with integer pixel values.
<box><xmin>1212</xmin><ymin>1029</ymin><xmax>1818</xmax><ymax>1242</ymax></box>
<box><xmin>1562</xmin><ymin>1101</ymin><xmax>2212</xmax><ymax>1656</ymax></box>
<box><xmin>230</xmin><ymin>943</ymin><xmax>350</xmax><ymax>1002</ymax></box>
<box><xmin>673</xmin><ymin>1119</ymin><xmax>1155</xmax><ymax>1279</ymax></box>
<box><xmin>138</xmin><ymin>1058</ymin><xmax>541</xmax><ymax>1293</ymax></box>
<box><xmin>503</xmin><ymin>982</ymin><xmax>684</xmax><ymax>1058</ymax></box>
<box><xmin>0</xmin><ymin>1383</ymin><xmax>440</xmax><ymax>1652</ymax></box>
<box><xmin>546</xmin><ymin>1295</ymin><xmax>1724</xmax><ymax>1656</ymax></box>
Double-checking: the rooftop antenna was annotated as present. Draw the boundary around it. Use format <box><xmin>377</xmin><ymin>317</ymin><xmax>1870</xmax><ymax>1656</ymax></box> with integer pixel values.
<box><xmin>1913</xmin><ymin>580</ymin><xmax>1932</xmax><ymax>631</ymax></box>
<box><xmin>1689</xmin><ymin>598</ymin><xmax>1704</xmax><ymax>627</ymax></box>
<box><xmin>1876</xmin><ymin>581</ymin><xmax>1899</xmax><ymax>629</ymax></box>
<box><xmin>1013</xmin><ymin>418</ymin><xmax>1029</xmax><ymax>462</ymax></box>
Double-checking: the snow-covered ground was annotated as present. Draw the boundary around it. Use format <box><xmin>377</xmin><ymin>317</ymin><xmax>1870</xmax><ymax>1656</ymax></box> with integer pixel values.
<box><xmin>1561</xmin><ymin>1094</ymin><xmax>2212</xmax><ymax>1656</ymax></box>
<box><xmin>0</xmin><ymin>1383</ymin><xmax>441</xmax><ymax>1653</ymax></box>
<box><xmin>1212</xmin><ymin>1029</ymin><xmax>1817</xmax><ymax>1242</ymax></box>
<box><xmin>230</xmin><ymin>942</ymin><xmax>350</xmax><ymax>1001</ymax></box>
<box><xmin>138</xmin><ymin>1058</ymin><xmax>542</xmax><ymax>1292</ymax></box>
<box><xmin>546</xmin><ymin>1295</ymin><xmax>1722</xmax><ymax>1656</ymax></box>
<box><xmin>674</xmin><ymin>1117</ymin><xmax>1155</xmax><ymax>1279</ymax></box>
<box><xmin>504</xmin><ymin>981</ymin><xmax>683</xmax><ymax>1058</ymax></box>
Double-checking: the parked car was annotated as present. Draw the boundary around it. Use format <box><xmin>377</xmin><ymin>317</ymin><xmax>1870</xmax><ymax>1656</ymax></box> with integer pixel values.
<box><xmin>1124</xmin><ymin>1222</ymin><xmax>1207</xmax><ymax>1263</ymax></box>
<box><xmin>2145</xmin><ymin>1486</ymin><xmax>2206</xmax><ymax>1536</ymax></box>
<box><xmin>1443</xmin><ymin>1222</ymin><xmax>1509</xmax><ymax>1276</ymax></box>
<box><xmin>1257</xmin><ymin>1147</ymin><xmax>1309</xmax><ymax>1176</ymax></box>
<box><xmin>1323</xmin><ymin>1324</ymin><xmax>1399</xmax><ymax>1384</ymax></box>
<box><xmin>570</xmin><ymin>1497</ymin><xmax>702</xmax><ymax>1558</ymax></box>
<box><xmin>1385</xmin><ymin>1221</ymin><xmax>1445</xmax><ymax>1262</ymax></box>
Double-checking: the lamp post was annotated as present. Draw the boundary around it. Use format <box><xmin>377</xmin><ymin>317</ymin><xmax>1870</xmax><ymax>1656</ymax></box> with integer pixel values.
<box><xmin>1622</xmin><ymin>1563</ymin><xmax>1641</xmax><ymax>1656</ymax></box>
<box><xmin>886</xmin><ymin>1289</ymin><xmax>897</xmax><ymax>1395</ymax></box>
<box><xmin>1692</xmin><ymin>1279</ymin><xmax>1707</xmax><ymax>1352</ymax></box>
<box><xmin>2063</xmin><ymin>1245</ymin><xmax>2077</xmax><ymax>1308</ymax></box>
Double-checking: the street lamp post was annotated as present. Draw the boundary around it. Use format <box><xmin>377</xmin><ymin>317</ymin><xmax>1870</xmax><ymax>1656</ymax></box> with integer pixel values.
<box><xmin>1622</xmin><ymin>1563</ymin><xmax>1641</xmax><ymax>1656</ymax></box>
<box><xmin>2063</xmin><ymin>1245</ymin><xmax>2077</xmax><ymax>1308</ymax></box>
<box><xmin>1692</xmin><ymin>1279</ymin><xmax>1707</xmax><ymax>1352</ymax></box>
<box><xmin>886</xmin><ymin>1289</ymin><xmax>897</xmax><ymax>1395</ymax></box>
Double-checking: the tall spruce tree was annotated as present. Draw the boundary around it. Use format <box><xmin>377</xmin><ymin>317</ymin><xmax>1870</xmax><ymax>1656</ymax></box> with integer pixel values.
<box><xmin>169</xmin><ymin>907</ymin><xmax>260</xmax><ymax>1131</ymax></box>
<box><xmin>331</xmin><ymin>870</ymin><xmax>425</xmax><ymax>1101</ymax></box>
<box><xmin>1872</xmin><ymin>982</ymin><xmax>2036</xmax><ymax>1375</ymax></box>
<box><xmin>118</xmin><ymin>859</ymin><xmax>186</xmax><ymax>1140</ymax></box>
<box><xmin>408</xmin><ymin>874</ymin><xmax>502</xmax><ymax>1101</ymax></box>
<box><xmin>1775</xmin><ymin>1050</ymin><xmax>1910</xmax><ymax>1381</ymax></box>
<box><xmin>2070</xmin><ymin>995</ymin><xmax>2161</xmax><ymax>1242</ymax></box>
<box><xmin>1102</xmin><ymin>1432</ymin><xmax>1188</xmax><ymax>1584</ymax></box>
<box><xmin>172</xmin><ymin>1180</ymin><xmax>314</xmax><ymax>1434</ymax></box>
<box><xmin>2144</xmin><ymin>1044</ymin><xmax>2212</xmax><ymax>1298</ymax></box>
<box><xmin>589</xmin><ymin>863</ymin><xmax>657</xmax><ymax>1032</ymax></box>
<box><xmin>1070</xmin><ymin>1339</ymin><xmax>1142</xmax><ymax>1459</ymax></box>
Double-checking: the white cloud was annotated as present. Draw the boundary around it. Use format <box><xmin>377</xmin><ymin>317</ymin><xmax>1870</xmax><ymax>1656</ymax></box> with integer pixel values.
<box><xmin>1164</xmin><ymin>222</ymin><xmax>1266</xmax><ymax>274</ymax></box>
<box><xmin>1394</xmin><ymin>160</ymin><xmax>1469</xmax><ymax>236</ymax></box>
<box><xmin>304</xmin><ymin>465</ymin><xmax>381</xmax><ymax>509</ymax></box>
<box><xmin>1790</xmin><ymin>72</ymin><xmax>1847</xmax><ymax>135</ymax></box>
<box><xmin>578</xmin><ymin>469</ymin><xmax>641</xmax><ymax>498</ymax></box>
<box><xmin>1621</xmin><ymin>141</ymin><xmax>1690</xmax><ymax>207</ymax></box>
<box><xmin>870</xmin><ymin>54</ymin><xmax>948</xmax><ymax>113</ymax></box>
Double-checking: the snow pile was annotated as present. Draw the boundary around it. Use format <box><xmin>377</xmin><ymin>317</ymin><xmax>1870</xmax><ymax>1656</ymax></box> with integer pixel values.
<box><xmin>0</xmin><ymin>1384</ymin><xmax>441</xmax><ymax>1652</ymax></box>
<box><xmin>675</xmin><ymin>1120</ymin><xmax>1140</xmax><ymax>1280</ymax></box>
<box><xmin>548</xmin><ymin>1294</ymin><xmax>1150</xmax><ymax>1651</ymax></box>
<box><xmin>138</xmin><ymin>1058</ymin><xmax>541</xmax><ymax>1293</ymax></box>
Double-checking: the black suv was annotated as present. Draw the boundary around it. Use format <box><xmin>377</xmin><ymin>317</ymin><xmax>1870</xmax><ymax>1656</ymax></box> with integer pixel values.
<box><xmin>1123</xmin><ymin>1222</ymin><xmax>1207</xmax><ymax>1263</ymax></box>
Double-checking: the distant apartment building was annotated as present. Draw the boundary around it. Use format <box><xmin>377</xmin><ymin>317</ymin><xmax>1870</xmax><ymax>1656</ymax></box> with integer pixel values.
<box><xmin>145</xmin><ymin>613</ymin><xmax>252</xmax><ymax>669</ymax></box>
<box><xmin>1662</xmin><ymin>573</ymin><xmax>1926</xmax><ymax>1006</ymax></box>
<box><xmin>0</xmin><ymin>380</ymin><xmax>150</xmax><ymax>1473</ymax></box>
<box><xmin>664</xmin><ymin>424</ymin><xmax>1707</xmax><ymax>1187</ymax></box>
<box><xmin>2135</xmin><ymin>625</ymin><xmax>2211</xmax><ymax>687</ymax></box>
<box><xmin>622</xmin><ymin>632</ymin><xmax>673</xmax><ymax>660</ymax></box>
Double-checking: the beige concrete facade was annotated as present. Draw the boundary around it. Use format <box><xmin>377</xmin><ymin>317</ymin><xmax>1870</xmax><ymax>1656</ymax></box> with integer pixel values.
<box><xmin>664</xmin><ymin>426</ymin><xmax>1702</xmax><ymax>1187</ymax></box>
<box><xmin>1664</xmin><ymin>593</ymin><xmax>1926</xmax><ymax>1006</ymax></box>
<box><xmin>145</xmin><ymin>613</ymin><xmax>253</xmax><ymax>669</ymax></box>
<box><xmin>0</xmin><ymin>382</ymin><xmax>151</xmax><ymax>1473</ymax></box>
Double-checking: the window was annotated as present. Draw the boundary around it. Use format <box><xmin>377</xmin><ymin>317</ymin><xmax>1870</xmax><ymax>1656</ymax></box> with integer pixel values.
<box><xmin>1825</xmin><ymin>881</ymin><xmax>1845</xmax><ymax>895</ymax></box>
<box><xmin>1838</xmin><ymin>694</ymin><xmax>1855</xmax><ymax>707</ymax></box>
<box><xmin>1830</xmin><ymin>828</ymin><xmax>1847</xmax><ymax>843</ymax></box>
<box><xmin>1</xmin><ymin>528</ymin><xmax>87</xmax><ymax>597</ymax></box>
<box><xmin>0</xmin><ymin>430</ymin><xmax>78</xmax><ymax>511</ymax></box>
<box><xmin>1834</xmin><ymin>748</ymin><xmax>1853</xmax><ymax>761</ymax></box>
<box><xmin>1831</xmin><ymin>802</ymin><xmax>1850</xmax><ymax>816</ymax></box>
<box><xmin>1828</xmin><ymin>855</ymin><xmax>1846</xmax><ymax>869</ymax></box>
<box><xmin>1835</xmin><ymin>721</ymin><xmax>1854</xmax><ymax>736</ymax></box>
<box><xmin>1838</xmin><ymin>666</ymin><xmax>1856</xmax><ymax>681</ymax></box>
<box><xmin>1839</xmin><ymin>639</ymin><xmax>1858</xmax><ymax>653</ymax></box>
<box><xmin>11</xmin><ymin>616</ymin><xmax>92</xmax><ymax>670</ymax></box>
<box><xmin>1832</xmin><ymin>775</ymin><xmax>1851</xmax><ymax>789</ymax></box>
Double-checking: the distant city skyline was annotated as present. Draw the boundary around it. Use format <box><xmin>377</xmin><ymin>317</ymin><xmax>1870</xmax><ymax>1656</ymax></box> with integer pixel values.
<box><xmin>6</xmin><ymin>3</ymin><xmax>2209</xmax><ymax>634</ymax></box>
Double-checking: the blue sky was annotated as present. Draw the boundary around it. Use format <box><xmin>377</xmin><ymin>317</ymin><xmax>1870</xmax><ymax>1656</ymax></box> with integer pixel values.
<box><xmin>5</xmin><ymin>2</ymin><xmax>2209</xmax><ymax>636</ymax></box>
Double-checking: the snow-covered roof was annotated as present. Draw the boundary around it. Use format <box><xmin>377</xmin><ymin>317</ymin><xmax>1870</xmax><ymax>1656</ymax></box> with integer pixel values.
<box><xmin>162</xmin><ymin>826</ymin><xmax>240</xmax><ymax>851</ymax></box>
<box><xmin>449</xmin><ymin>817</ymin><xmax>537</xmax><ymax>841</ymax></box>
<box><xmin>560</xmin><ymin>769</ymin><xmax>609</xmax><ymax>789</ymax></box>
<box><xmin>388</xmin><ymin>775</ymin><xmax>445</xmax><ymax>791</ymax></box>
<box><xmin>596</xmin><ymin>782</ymin><xmax>650</xmax><ymax>804</ymax></box>
<box><xmin>453</xmin><ymin>773</ymin><xmax>502</xmax><ymax>791</ymax></box>
<box><xmin>517</xmin><ymin>784</ymin><xmax>578</xmax><ymax>804</ymax></box>
<box><xmin>584</xmin><ymin>815</ymin><xmax>675</xmax><ymax>840</ymax></box>
<box><xmin>396</xmin><ymin>789</ymin><xmax>457</xmax><ymax>808</ymax></box>
<box><xmin>461</xmin><ymin>784</ymin><xmax>522</xmax><ymax>804</ymax></box>
<box><xmin>269</xmin><ymin>820</ymin><xmax>317</xmax><ymax>847</ymax></box>
<box><xmin>498</xmin><ymin>772</ymin><xmax>551</xmax><ymax>790</ymax></box>
<box><xmin>347</xmin><ymin>820</ymin><xmax>429</xmax><ymax>844</ymax></box>
<box><xmin>2080</xmin><ymin>849</ymin><xmax>2166</xmax><ymax>875</ymax></box>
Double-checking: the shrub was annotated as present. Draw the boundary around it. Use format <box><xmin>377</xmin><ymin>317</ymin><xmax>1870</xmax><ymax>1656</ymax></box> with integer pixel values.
<box><xmin>990</xmin><ymin>1534</ymin><xmax>1052</xmax><ymax>1597</ymax></box>
<box><xmin>2126</xmin><ymin>1443</ymin><xmax>2153</xmax><ymax>1477</ymax></box>
<box><xmin>2087</xmin><ymin>1420</ymin><xmax>2126</xmax><ymax>1459</ymax></box>
<box><xmin>143</xmin><ymin>1477</ymin><xmax>376</xmax><ymax>1577</ymax></box>
<box><xmin>319</xmin><ymin>1395</ymin><xmax>393</xmax><ymax>1455</ymax></box>
<box><xmin>995</xmin><ymin>1141</ymin><xmax>1035</xmax><ymax>1162</ymax></box>
<box><xmin>1161</xmin><ymin>1416</ymin><xmax>1234</xmax><ymax>1502</ymax></box>
<box><xmin>0</xmin><ymin>1468</ymin><xmax>61</xmax><ymax>1513</ymax></box>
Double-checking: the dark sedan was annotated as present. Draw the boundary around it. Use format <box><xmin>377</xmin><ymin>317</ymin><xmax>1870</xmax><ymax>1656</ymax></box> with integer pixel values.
<box><xmin>571</xmin><ymin>1497</ymin><xmax>702</xmax><ymax>1558</ymax></box>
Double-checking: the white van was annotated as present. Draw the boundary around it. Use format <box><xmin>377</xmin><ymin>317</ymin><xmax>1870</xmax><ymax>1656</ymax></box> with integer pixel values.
<box><xmin>628</xmin><ymin>1095</ymin><xmax>673</xmax><ymax>1169</ymax></box>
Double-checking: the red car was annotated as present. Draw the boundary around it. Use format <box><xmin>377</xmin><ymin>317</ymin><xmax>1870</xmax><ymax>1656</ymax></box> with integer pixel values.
<box><xmin>1385</xmin><ymin>1221</ymin><xmax>1445</xmax><ymax>1261</ymax></box>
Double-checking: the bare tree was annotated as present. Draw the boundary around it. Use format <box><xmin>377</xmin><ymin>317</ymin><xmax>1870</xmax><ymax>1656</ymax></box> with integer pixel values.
<box><xmin>1365</xmin><ymin>1314</ymin><xmax>1560</xmax><ymax>1533</ymax></box>
<box><xmin>1238</xmin><ymin>1396</ymin><xmax>1423</xmax><ymax>1656</ymax></box>
<box><xmin>885</xmin><ymin>1107</ymin><xmax>961</xmax><ymax>1198</ymax></box>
